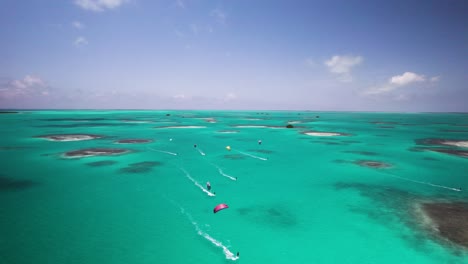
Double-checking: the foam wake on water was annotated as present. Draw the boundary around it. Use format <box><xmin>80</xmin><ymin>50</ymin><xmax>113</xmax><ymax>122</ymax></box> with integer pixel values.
<box><xmin>378</xmin><ymin>171</ymin><xmax>461</xmax><ymax>192</ymax></box>
<box><xmin>180</xmin><ymin>168</ymin><xmax>215</xmax><ymax>196</ymax></box>
<box><xmin>147</xmin><ymin>147</ymin><xmax>177</xmax><ymax>156</ymax></box>
<box><xmin>197</xmin><ymin>148</ymin><xmax>206</xmax><ymax>156</ymax></box>
<box><xmin>236</xmin><ymin>150</ymin><xmax>267</xmax><ymax>161</ymax></box>
<box><xmin>162</xmin><ymin>197</ymin><xmax>238</xmax><ymax>261</ymax></box>
<box><xmin>212</xmin><ymin>164</ymin><xmax>237</xmax><ymax>181</ymax></box>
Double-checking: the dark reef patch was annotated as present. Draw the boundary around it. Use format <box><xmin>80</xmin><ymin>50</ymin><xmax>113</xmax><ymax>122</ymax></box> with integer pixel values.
<box><xmin>334</xmin><ymin>182</ymin><xmax>467</xmax><ymax>254</ymax></box>
<box><xmin>343</xmin><ymin>150</ymin><xmax>379</xmax><ymax>156</ymax></box>
<box><xmin>86</xmin><ymin>160</ymin><xmax>118</xmax><ymax>167</ymax></box>
<box><xmin>115</xmin><ymin>139</ymin><xmax>152</xmax><ymax>144</ymax></box>
<box><xmin>429</xmin><ymin>148</ymin><xmax>468</xmax><ymax>158</ymax></box>
<box><xmin>440</xmin><ymin>129</ymin><xmax>468</xmax><ymax>133</ymax></box>
<box><xmin>64</xmin><ymin>148</ymin><xmax>130</xmax><ymax>158</ymax></box>
<box><xmin>223</xmin><ymin>154</ymin><xmax>246</xmax><ymax>160</ymax></box>
<box><xmin>410</xmin><ymin>147</ymin><xmax>468</xmax><ymax>158</ymax></box>
<box><xmin>422</xmin><ymin>202</ymin><xmax>468</xmax><ymax>248</ymax></box>
<box><xmin>324</xmin><ymin>142</ymin><xmax>344</xmax><ymax>145</ymax></box>
<box><xmin>0</xmin><ymin>176</ymin><xmax>38</xmax><ymax>191</ymax></box>
<box><xmin>0</xmin><ymin>146</ymin><xmax>33</xmax><ymax>150</ymax></box>
<box><xmin>248</xmin><ymin>149</ymin><xmax>274</xmax><ymax>154</ymax></box>
<box><xmin>237</xmin><ymin>205</ymin><xmax>297</xmax><ymax>228</ymax></box>
<box><xmin>342</xmin><ymin>140</ymin><xmax>361</xmax><ymax>144</ymax></box>
<box><xmin>354</xmin><ymin>160</ymin><xmax>392</xmax><ymax>169</ymax></box>
<box><xmin>0</xmin><ymin>111</ymin><xmax>19</xmax><ymax>114</ymax></box>
<box><xmin>375</xmin><ymin>134</ymin><xmax>391</xmax><ymax>137</ymax></box>
<box><xmin>415</xmin><ymin>138</ymin><xmax>468</xmax><ymax>148</ymax></box>
<box><xmin>370</xmin><ymin>121</ymin><xmax>399</xmax><ymax>125</ymax></box>
<box><xmin>332</xmin><ymin>159</ymin><xmax>349</xmax><ymax>164</ymax></box>
<box><xmin>119</xmin><ymin>161</ymin><xmax>162</xmax><ymax>173</ymax></box>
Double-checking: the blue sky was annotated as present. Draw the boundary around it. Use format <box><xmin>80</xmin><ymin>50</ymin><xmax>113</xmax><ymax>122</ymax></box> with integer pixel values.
<box><xmin>1</xmin><ymin>0</ymin><xmax>467</xmax><ymax>111</ymax></box>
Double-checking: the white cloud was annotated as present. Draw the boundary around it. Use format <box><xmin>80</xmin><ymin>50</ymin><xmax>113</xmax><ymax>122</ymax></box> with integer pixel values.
<box><xmin>211</xmin><ymin>9</ymin><xmax>227</xmax><ymax>24</ymax></box>
<box><xmin>74</xmin><ymin>0</ymin><xmax>129</xmax><ymax>12</ymax></box>
<box><xmin>324</xmin><ymin>55</ymin><xmax>362</xmax><ymax>82</ymax></box>
<box><xmin>389</xmin><ymin>72</ymin><xmax>425</xmax><ymax>86</ymax></box>
<box><xmin>72</xmin><ymin>21</ymin><xmax>84</xmax><ymax>29</ymax></box>
<box><xmin>11</xmin><ymin>75</ymin><xmax>45</xmax><ymax>89</ymax></box>
<box><xmin>74</xmin><ymin>36</ymin><xmax>88</xmax><ymax>47</ymax></box>
<box><xmin>0</xmin><ymin>75</ymin><xmax>49</xmax><ymax>99</ymax></box>
<box><xmin>430</xmin><ymin>76</ymin><xmax>441</xmax><ymax>82</ymax></box>
<box><xmin>365</xmin><ymin>71</ymin><xmax>431</xmax><ymax>95</ymax></box>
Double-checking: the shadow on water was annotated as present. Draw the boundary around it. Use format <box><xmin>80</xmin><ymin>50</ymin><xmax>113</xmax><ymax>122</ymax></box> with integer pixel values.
<box><xmin>0</xmin><ymin>176</ymin><xmax>39</xmax><ymax>191</ymax></box>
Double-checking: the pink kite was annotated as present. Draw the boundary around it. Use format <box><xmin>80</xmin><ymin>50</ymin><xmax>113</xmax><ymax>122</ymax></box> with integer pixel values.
<box><xmin>213</xmin><ymin>203</ymin><xmax>229</xmax><ymax>213</ymax></box>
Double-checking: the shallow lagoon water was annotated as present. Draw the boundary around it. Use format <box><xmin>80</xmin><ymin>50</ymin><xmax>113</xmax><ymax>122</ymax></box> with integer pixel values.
<box><xmin>1</xmin><ymin>110</ymin><xmax>467</xmax><ymax>264</ymax></box>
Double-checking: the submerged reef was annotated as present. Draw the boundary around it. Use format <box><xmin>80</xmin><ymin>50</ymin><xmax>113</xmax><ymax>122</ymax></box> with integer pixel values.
<box><xmin>354</xmin><ymin>160</ymin><xmax>392</xmax><ymax>169</ymax></box>
<box><xmin>86</xmin><ymin>160</ymin><xmax>118</xmax><ymax>167</ymax></box>
<box><xmin>35</xmin><ymin>134</ymin><xmax>102</xmax><ymax>141</ymax></box>
<box><xmin>421</xmin><ymin>202</ymin><xmax>468</xmax><ymax>249</ymax></box>
<box><xmin>119</xmin><ymin>161</ymin><xmax>162</xmax><ymax>173</ymax></box>
<box><xmin>412</xmin><ymin>138</ymin><xmax>468</xmax><ymax>158</ymax></box>
<box><xmin>115</xmin><ymin>139</ymin><xmax>152</xmax><ymax>144</ymax></box>
<box><xmin>64</xmin><ymin>148</ymin><xmax>130</xmax><ymax>158</ymax></box>
<box><xmin>0</xmin><ymin>176</ymin><xmax>38</xmax><ymax>191</ymax></box>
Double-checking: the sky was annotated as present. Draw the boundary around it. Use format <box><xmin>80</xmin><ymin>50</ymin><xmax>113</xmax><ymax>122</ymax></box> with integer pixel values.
<box><xmin>0</xmin><ymin>0</ymin><xmax>467</xmax><ymax>111</ymax></box>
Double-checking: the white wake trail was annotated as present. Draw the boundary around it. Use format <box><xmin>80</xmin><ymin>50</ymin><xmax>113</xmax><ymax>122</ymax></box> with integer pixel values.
<box><xmin>184</xmin><ymin>209</ymin><xmax>239</xmax><ymax>260</ymax></box>
<box><xmin>236</xmin><ymin>150</ymin><xmax>267</xmax><ymax>161</ymax></box>
<box><xmin>197</xmin><ymin>148</ymin><xmax>206</xmax><ymax>156</ymax></box>
<box><xmin>147</xmin><ymin>147</ymin><xmax>177</xmax><ymax>156</ymax></box>
<box><xmin>180</xmin><ymin>168</ymin><xmax>215</xmax><ymax>196</ymax></box>
<box><xmin>379</xmin><ymin>171</ymin><xmax>461</xmax><ymax>192</ymax></box>
<box><xmin>212</xmin><ymin>164</ymin><xmax>237</xmax><ymax>181</ymax></box>
<box><xmin>161</xmin><ymin>197</ymin><xmax>239</xmax><ymax>261</ymax></box>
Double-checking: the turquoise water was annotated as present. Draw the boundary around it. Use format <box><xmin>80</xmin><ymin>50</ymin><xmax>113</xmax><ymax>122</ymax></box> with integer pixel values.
<box><xmin>1</xmin><ymin>110</ymin><xmax>467</xmax><ymax>264</ymax></box>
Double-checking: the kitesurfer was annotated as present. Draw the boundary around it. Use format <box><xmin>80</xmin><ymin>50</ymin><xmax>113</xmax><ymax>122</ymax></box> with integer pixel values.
<box><xmin>237</xmin><ymin>252</ymin><xmax>239</xmax><ymax>257</ymax></box>
<box><xmin>258</xmin><ymin>140</ymin><xmax>262</xmax><ymax>145</ymax></box>
<box><xmin>194</xmin><ymin>144</ymin><xmax>197</xmax><ymax>148</ymax></box>
<box><xmin>207</xmin><ymin>181</ymin><xmax>211</xmax><ymax>191</ymax></box>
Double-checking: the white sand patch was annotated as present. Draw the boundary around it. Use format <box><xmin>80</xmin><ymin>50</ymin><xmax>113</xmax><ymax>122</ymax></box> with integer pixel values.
<box><xmin>157</xmin><ymin>126</ymin><xmax>206</xmax><ymax>129</ymax></box>
<box><xmin>217</xmin><ymin>130</ymin><xmax>240</xmax><ymax>134</ymax></box>
<box><xmin>304</xmin><ymin>132</ymin><xmax>342</xmax><ymax>137</ymax></box>
<box><xmin>43</xmin><ymin>135</ymin><xmax>99</xmax><ymax>141</ymax></box>
<box><xmin>121</xmin><ymin>120</ymin><xmax>153</xmax><ymax>123</ymax></box>
<box><xmin>234</xmin><ymin>125</ymin><xmax>268</xmax><ymax>128</ymax></box>
<box><xmin>441</xmin><ymin>141</ymin><xmax>468</xmax><ymax>148</ymax></box>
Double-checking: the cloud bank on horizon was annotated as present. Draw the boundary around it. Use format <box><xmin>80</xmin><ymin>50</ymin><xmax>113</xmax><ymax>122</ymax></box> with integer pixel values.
<box><xmin>1</xmin><ymin>0</ymin><xmax>467</xmax><ymax>111</ymax></box>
